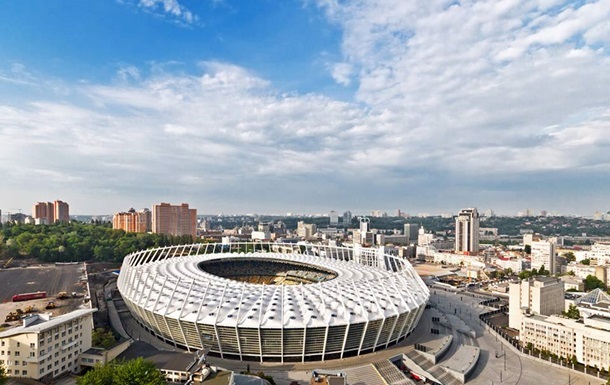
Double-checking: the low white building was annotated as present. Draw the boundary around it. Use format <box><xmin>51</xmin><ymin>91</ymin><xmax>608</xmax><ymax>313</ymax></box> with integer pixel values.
<box><xmin>574</xmin><ymin>242</ymin><xmax>610</xmax><ymax>265</ymax></box>
<box><xmin>0</xmin><ymin>309</ymin><xmax>95</xmax><ymax>381</ymax></box>
<box><xmin>493</xmin><ymin>257</ymin><xmax>528</xmax><ymax>273</ymax></box>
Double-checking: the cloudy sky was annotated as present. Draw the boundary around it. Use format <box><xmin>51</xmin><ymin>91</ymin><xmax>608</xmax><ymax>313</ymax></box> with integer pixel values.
<box><xmin>1</xmin><ymin>0</ymin><xmax>609</xmax><ymax>216</ymax></box>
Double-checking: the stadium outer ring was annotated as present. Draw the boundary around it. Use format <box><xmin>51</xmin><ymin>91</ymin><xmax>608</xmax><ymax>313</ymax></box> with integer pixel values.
<box><xmin>117</xmin><ymin>242</ymin><xmax>430</xmax><ymax>362</ymax></box>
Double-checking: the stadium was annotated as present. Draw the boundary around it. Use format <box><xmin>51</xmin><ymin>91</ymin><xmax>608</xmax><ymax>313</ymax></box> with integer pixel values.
<box><xmin>117</xmin><ymin>242</ymin><xmax>429</xmax><ymax>362</ymax></box>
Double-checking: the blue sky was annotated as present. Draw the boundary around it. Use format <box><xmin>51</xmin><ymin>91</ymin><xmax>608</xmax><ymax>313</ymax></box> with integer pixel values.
<box><xmin>1</xmin><ymin>0</ymin><xmax>610</xmax><ymax>216</ymax></box>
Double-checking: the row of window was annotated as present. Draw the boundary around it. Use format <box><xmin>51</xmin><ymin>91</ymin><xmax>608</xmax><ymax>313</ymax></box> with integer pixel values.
<box><xmin>0</xmin><ymin>342</ymin><xmax>35</xmax><ymax>349</ymax></box>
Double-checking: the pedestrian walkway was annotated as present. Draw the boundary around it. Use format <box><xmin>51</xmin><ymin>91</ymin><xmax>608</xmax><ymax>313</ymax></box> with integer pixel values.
<box><xmin>373</xmin><ymin>360</ymin><xmax>415</xmax><ymax>385</ymax></box>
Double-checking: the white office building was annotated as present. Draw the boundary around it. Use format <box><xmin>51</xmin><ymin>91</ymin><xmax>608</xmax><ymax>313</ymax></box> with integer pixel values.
<box><xmin>509</xmin><ymin>276</ymin><xmax>564</xmax><ymax>330</ymax></box>
<box><xmin>530</xmin><ymin>240</ymin><xmax>556</xmax><ymax>274</ymax></box>
<box><xmin>519</xmin><ymin>289</ymin><xmax>610</xmax><ymax>369</ymax></box>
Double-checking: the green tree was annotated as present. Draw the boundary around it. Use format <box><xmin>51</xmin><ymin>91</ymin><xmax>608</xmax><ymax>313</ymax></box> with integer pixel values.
<box><xmin>581</xmin><ymin>258</ymin><xmax>591</xmax><ymax>265</ymax></box>
<box><xmin>524</xmin><ymin>245</ymin><xmax>531</xmax><ymax>254</ymax></box>
<box><xmin>0</xmin><ymin>363</ymin><xmax>7</xmax><ymax>385</ymax></box>
<box><xmin>113</xmin><ymin>358</ymin><xmax>166</xmax><ymax>385</ymax></box>
<box><xmin>92</xmin><ymin>328</ymin><xmax>117</xmax><ymax>349</ymax></box>
<box><xmin>77</xmin><ymin>362</ymin><xmax>115</xmax><ymax>385</ymax></box>
<box><xmin>584</xmin><ymin>275</ymin><xmax>606</xmax><ymax>291</ymax></box>
<box><xmin>77</xmin><ymin>358</ymin><xmax>165</xmax><ymax>385</ymax></box>
<box><xmin>563</xmin><ymin>304</ymin><xmax>580</xmax><ymax>319</ymax></box>
<box><xmin>563</xmin><ymin>251</ymin><xmax>576</xmax><ymax>263</ymax></box>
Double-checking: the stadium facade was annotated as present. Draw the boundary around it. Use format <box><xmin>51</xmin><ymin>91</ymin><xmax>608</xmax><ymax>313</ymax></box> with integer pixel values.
<box><xmin>117</xmin><ymin>242</ymin><xmax>429</xmax><ymax>362</ymax></box>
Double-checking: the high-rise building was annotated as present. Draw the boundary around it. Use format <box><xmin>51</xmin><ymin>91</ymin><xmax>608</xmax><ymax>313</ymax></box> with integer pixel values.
<box><xmin>342</xmin><ymin>211</ymin><xmax>352</xmax><ymax>225</ymax></box>
<box><xmin>113</xmin><ymin>208</ymin><xmax>152</xmax><ymax>233</ymax></box>
<box><xmin>404</xmin><ymin>223</ymin><xmax>419</xmax><ymax>244</ymax></box>
<box><xmin>32</xmin><ymin>202</ymin><xmax>54</xmax><ymax>224</ymax></box>
<box><xmin>152</xmin><ymin>203</ymin><xmax>197</xmax><ymax>237</ymax></box>
<box><xmin>455</xmin><ymin>207</ymin><xmax>479</xmax><ymax>254</ymax></box>
<box><xmin>508</xmin><ymin>276</ymin><xmax>564</xmax><ymax>329</ymax></box>
<box><xmin>531</xmin><ymin>240</ymin><xmax>556</xmax><ymax>274</ymax></box>
<box><xmin>54</xmin><ymin>200</ymin><xmax>70</xmax><ymax>223</ymax></box>
<box><xmin>32</xmin><ymin>200</ymin><xmax>69</xmax><ymax>224</ymax></box>
<box><xmin>329</xmin><ymin>211</ymin><xmax>339</xmax><ymax>225</ymax></box>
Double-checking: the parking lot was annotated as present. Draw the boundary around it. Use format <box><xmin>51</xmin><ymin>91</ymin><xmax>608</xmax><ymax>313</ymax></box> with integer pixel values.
<box><xmin>0</xmin><ymin>264</ymin><xmax>85</xmax><ymax>303</ymax></box>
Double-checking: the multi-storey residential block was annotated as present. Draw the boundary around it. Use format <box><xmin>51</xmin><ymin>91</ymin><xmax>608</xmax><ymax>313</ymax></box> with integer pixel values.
<box><xmin>0</xmin><ymin>309</ymin><xmax>95</xmax><ymax>381</ymax></box>
<box><xmin>531</xmin><ymin>240</ymin><xmax>556</xmax><ymax>274</ymax></box>
<box><xmin>455</xmin><ymin>207</ymin><xmax>479</xmax><ymax>254</ymax></box>
<box><xmin>32</xmin><ymin>201</ymin><xmax>69</xmax><ymax>224</ymax></box>
<box><xmin>112</xmin><ymin>208</ymin><xmax>152</xmax><ymax>233</ymax></box>
<box><xmin>509</xmin><ymin>276</ymin><xmax>564</xmax><ymax>329</ymax></box>
<box><xmin>152</xmin><ymin>203</ymin><xmax>197</xmax><ymax>237</ymax></box>
<box><xmin>54</xmin><ymin>201</ymin><xmax>69</xmax><ymax>223</ymax></box>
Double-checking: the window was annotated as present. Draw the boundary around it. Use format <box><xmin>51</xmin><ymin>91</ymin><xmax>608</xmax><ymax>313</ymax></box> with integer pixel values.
<box><xmin>1</xmin><ymin>341</ymin><xmax>4</xmax><ymax>346</ymax></box>
<box><xmin>22</xmin><ymin>370</ymin><xmax>27</xmax><ymax>376</ymax></box>
<box><xmin>30</xmin><ymin>352</ymin><xmax>35</xmax><ymax>358</ymax></box>
<box><xmin>15</xmin><ymin>351</ymin><xmax>20</xmax><ymax>357</ymax></box>
<box><xmin>30</xmin><ymin>343</ymin><xmax>35</xmax><ymax>349</ymax></box>
<box><xmin>16</xmin><ymin>342</ymin><xmax>20</xmax><ymax>347</ymax></box>
<box><xmin>22</xmin><ymin>361</ymin><xmax>26</xmax><ymax>366</ymax></box>
<box><xmin>14</xmin><ymin>361</ymin><xmax>19</xmax><ymax>366</ymax></box>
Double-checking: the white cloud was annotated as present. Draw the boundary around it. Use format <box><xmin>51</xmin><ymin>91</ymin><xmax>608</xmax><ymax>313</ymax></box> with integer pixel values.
<box><xmin>2</xmin><ymin>1</ymin><xmax>610</xmax><ymax>213</ymax></box>
<box><xmin>137</xmin><ymin>0</ymin><xmax>196</xmax><ymax>24</ymax></box>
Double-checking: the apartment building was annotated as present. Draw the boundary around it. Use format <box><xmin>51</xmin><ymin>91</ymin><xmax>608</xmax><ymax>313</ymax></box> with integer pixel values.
<box><xmin>32</xmin><ymin>200</ymin><xmax>70</xmax><ymax>224</ymax></box>
<box><xmin>112</xmin><ymin>208</ymin><xmax>152</xmax><ymax>233</ymax></box>
<box><xmin>152</xmin><ymin>203</ymin><xmax>197</xmax><ymax>237</ymax></box>
<box><xmin>0</xmin><ymin>309</ymin><xmax>95</xmax><ymax>381</ymax></box>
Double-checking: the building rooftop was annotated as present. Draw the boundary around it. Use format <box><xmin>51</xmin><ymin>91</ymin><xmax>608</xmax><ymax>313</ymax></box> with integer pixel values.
<box><xmin>116</xmin><ymin>341</ymin><xmax>197</xmax><ymax>373</ymax></box>
<box><xmin>0</xmin><ymin>308</ymin><xmax>96</xmax><ymax>338</ymax></box>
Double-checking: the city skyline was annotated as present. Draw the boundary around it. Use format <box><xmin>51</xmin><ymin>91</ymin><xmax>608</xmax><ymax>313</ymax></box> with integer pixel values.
<box><xmin>1</xmin><ymin>1</ymin><xmax>610</xmax><ymax>215</ymax></box>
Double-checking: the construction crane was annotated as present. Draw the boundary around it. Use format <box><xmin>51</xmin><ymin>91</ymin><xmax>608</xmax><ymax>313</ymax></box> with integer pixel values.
<box><xmin>3</xmin><ymin>208</ymin><xmax>23</xmax><ymax>223</ymax></box>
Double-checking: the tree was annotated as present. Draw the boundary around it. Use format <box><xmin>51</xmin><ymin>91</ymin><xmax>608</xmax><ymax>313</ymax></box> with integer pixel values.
<box><xmin>0</xmin><ymin>363</ymin><xmax>7</xmax><ymax>385</ymax></box>
<box><xmin>524</xmin><ymin>245</ymin><xmax>531</xmax><ymax>254</ymax></box>
<box><xmin>92</xmin><ymin>328</ymin><xmax>117</xmax><ymax>349</ymax></box>
<box><xmin>77</xmin><ymin>358</ymin><xmax>165</xmax><ymax>385</ymax></box>
<box><xmin>563</xmin><ymin>251</ymin><xmax>576</xmax><ymax>263</ymax></box>
<box><xmin>581</xmin><ymin>258</ymin><xmax>591</xmax><ymax>265</ymax></box>
<box><xmin>584</xmin><ymin>275</ymin><xmax>606</xmax><ymax>291</ymax></box>
<box><xmin>563</xmin><ymin>304</ymin><xmax>580</xmax><ymax>319</ymax></box>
